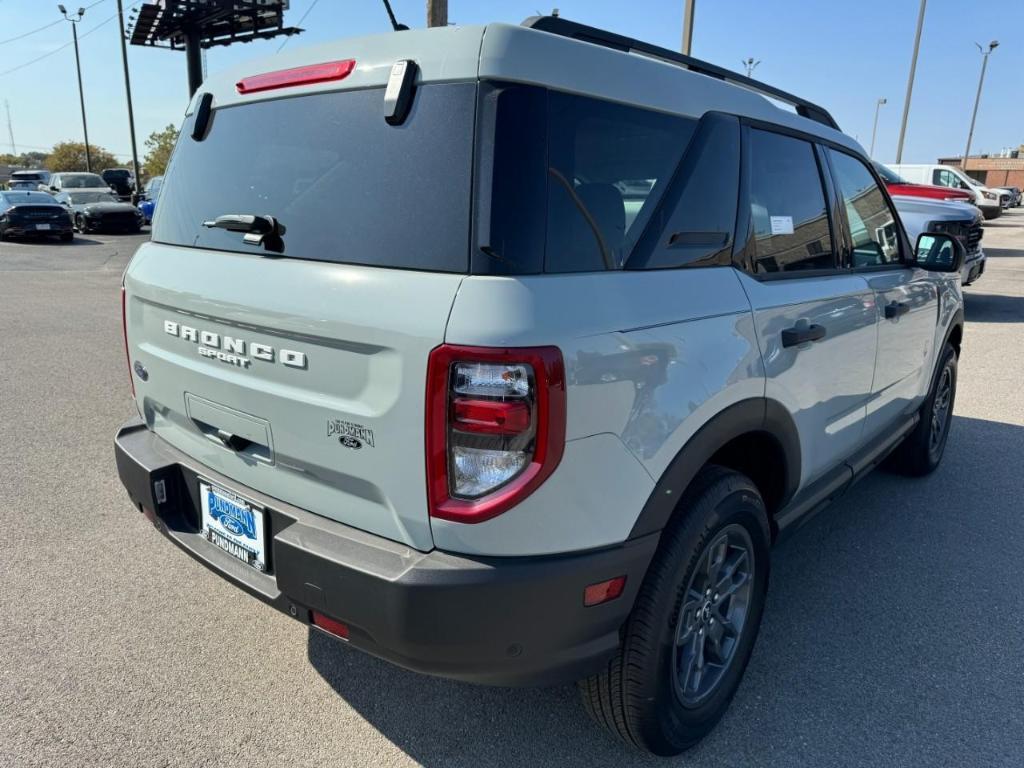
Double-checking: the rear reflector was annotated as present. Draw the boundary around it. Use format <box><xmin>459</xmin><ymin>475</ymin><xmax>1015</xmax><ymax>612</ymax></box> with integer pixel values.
<box><xmin>310</xmin><ymin>610</ymin><xmax>349</xmax><ymax>639</ymax></box>
<box><xmin>583</xmin><ymin>576</ymin><xmax>627</xmax><ymax>607</ymax></box>
<box><xmin>236</xmin><ymin>59</ymin><xmax>356</xmax><ymax>94</ymax></box>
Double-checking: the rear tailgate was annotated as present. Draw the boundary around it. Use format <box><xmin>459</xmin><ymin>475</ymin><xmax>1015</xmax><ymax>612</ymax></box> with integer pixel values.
<box><xmin>125</xmin><ymin>243</ymin><xmax>463</xmax><ymax>550</ymax></box>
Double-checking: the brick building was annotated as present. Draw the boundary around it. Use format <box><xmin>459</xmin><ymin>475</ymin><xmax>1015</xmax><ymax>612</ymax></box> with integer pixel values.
<box><xmin>939</xmin><ymin>146</ymin><xmax>1024</xmax><ymax>188</ymax></box>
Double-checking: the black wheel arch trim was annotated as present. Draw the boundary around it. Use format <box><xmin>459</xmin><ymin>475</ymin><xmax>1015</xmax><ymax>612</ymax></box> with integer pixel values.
<box><xmin>628</xmin><ymin>398</ymin><xmax>801</xmax><ymax>539</ymax></box>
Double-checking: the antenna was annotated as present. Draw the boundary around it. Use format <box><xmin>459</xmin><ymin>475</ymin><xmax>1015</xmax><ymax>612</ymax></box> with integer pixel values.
<box><xmin>4</xmin><ymin>100</ymin><xmax>14</xmax><ymax>155</ymax></box>
<box><xmin>381</xmin><ymin>0</ymin><xmax>409</xmax><ymax>31</ymax></box>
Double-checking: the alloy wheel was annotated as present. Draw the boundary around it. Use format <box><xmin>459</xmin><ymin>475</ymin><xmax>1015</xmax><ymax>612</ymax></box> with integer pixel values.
<box><xmin>672</xmin><ymin>524</ymin><xmax>755</xmax><ymax>707</ymax></box>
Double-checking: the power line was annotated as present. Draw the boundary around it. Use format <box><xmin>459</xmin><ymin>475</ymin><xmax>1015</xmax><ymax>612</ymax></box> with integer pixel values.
<box><xmin>278</xmin><ymin>0</ymin><xmax>319</xmax><ymax>52</ymax></box>
<box><xmin>0</xmin><ymin>0</ymin><xmax>109</xmax><ymax>47</ymax></box>
<box><xmin>0</xmin><ymin>3</ymin><xmax>137</xmax><ymax>78</ymax></box>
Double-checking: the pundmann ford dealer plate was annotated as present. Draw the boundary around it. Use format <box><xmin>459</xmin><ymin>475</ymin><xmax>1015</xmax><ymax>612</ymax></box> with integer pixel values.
<box><xmin>199</xmin><ymin>482</ymin><xmax>267</xmax><ymax>571</ymax></box>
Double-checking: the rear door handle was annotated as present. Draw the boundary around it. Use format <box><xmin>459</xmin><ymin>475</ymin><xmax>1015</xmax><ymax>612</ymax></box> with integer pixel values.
<box><xmin>781</xmin><ymin>324</ymin><xmax>827</xmax><ymax>348</ymax></box>
<box><xmin>884</xmin><ymin>301</ymin><xmax>911</xmax><ymax>319</ymax></box>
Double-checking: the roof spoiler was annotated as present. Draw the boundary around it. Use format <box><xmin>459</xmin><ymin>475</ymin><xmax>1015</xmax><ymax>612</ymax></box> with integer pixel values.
<box><xmin>521</xmin><ymin>15</ymin><xmax>840</xmax><ymax>131</ymax></box>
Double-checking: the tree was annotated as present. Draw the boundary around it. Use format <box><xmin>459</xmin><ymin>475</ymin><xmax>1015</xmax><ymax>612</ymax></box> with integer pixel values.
<box><xmin>47</xmin><ymin>142</ymin><xmax>118</xmax><ymax>172</ymax></box>
<box><xmin>143</xmin><ymin>125</ymin><xmax>178</xmax><ymax>177</ymax></box>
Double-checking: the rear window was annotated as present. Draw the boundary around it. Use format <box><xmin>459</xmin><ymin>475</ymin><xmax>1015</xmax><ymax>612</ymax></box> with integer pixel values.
<box><xmin>478</xmin><ymin>84</ymin><xmax>695</xmax><ymax>274</ymax></box>
<box><xmin>11</xmin><ymin>172</ymin><xmax>43</xmax><ymax>181</ymax></box>
<box><xmin>153</xmin><ymin>83</ymin><xmax>476</xmax><ymax>272</ymax></box>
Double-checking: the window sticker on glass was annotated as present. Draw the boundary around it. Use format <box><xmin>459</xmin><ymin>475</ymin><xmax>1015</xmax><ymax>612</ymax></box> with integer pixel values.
<box><xmin>770</xmin><ymin>216</ymin><xmax>794</xmax><ymax>235</ymax></box>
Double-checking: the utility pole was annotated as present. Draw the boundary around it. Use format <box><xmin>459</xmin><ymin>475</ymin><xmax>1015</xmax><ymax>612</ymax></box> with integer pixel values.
<box><xmin>116</xmin><ymin>0</ymin><xmax>142</xmax><ymax>201</ymax></box>
<box><xmin>681</xmin><ymin>0</ymin><xmax>695</xmax><ymax>55</ymax></box>
<box><xmin>4</xmin><ymin>100</ymin><xmax>14</xmax><ymax>155</ymax></box>
<box><xmin>895</xmin><ymin>0</ymin><xmax>926</xmax><ymax>163</ymax></box>
<box><xmin>426</xmin><ymin>0</ymin><xmax>447</xmax><ymax>27</ymax></box>
<box><xmin>741</xmin><ymin>58</ymin><xmax>761</xmax><ymax>78</ymax></box>
<box><xmin>59</xmin><ymin>5</ymin><xmax>92</xmax><ymax>172</ymax></box>
<box><xmin>869</xmin><ymin>97</ymin><xmax>887</xmax><ymax>158</ymax></box>
<box><xmin>962</xmin><ymin>41</ymin><xmax>999</xmax><ymax>170</ymax></box>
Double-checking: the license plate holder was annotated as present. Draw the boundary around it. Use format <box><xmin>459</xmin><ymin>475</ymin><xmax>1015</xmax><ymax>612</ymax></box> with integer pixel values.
<box><xmin>199</xmin><ymin>482</ymin><xmax>267</xmax><ymax>571</ymax></box>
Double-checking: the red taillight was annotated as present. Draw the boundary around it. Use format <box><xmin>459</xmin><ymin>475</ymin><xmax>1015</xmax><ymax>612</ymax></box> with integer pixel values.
<box><xmin>121</xmin><ymin>284</ymin><xmax>134</xmax><ymax>398</ymax></box>
<box><xmin>452</xmin><ymin>398</ymin><xmax>531</xmax><ymax>435</ymax></box>
<box><xmin>426</xmin><ymin>345</ymin><xmax>566</xmax><ymax>524</ymax></box>
<box><xmin>236</xmin><ymin>59</ymin><xmax>356</xmax><ymax>94</ymax></box>
<box><xmin>310</xmin><ymin>610</ymin><xmax>349</xmax><ymax>639</ymax></box>
<box><xmin>584</xmin><ymin>576</ymin><xmax>627</xmax><ymax>607</ymax></box>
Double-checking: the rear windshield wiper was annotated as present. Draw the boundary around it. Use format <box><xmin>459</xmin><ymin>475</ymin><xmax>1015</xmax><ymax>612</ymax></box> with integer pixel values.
<box><xmin>202</xmin><ymin>214</ymin><xmax>286</xmax><ymax>252</ymax></box>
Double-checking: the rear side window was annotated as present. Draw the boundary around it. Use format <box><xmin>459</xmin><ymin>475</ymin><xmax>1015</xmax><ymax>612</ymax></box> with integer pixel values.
<box><xmin>153</xmin><ymin>83</ymin><xmax>476</xmax><ymax>272</ymax></box>
<box><xmin>746</xmin><ymin>129</ymin><xmax>834</xmax><ymax>274</ymax></box>
<box><xmin>479</xmin><ymin>84</ymin><xmax>695</xmax><ymax>274</ymax></box>
<box><xmin>828</xmin><ymin>150</ymin><xmax>901</xmax><ymax>268</ymax></box>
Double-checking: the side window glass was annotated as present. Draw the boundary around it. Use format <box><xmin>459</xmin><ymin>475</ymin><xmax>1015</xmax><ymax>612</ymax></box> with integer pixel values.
<box><xmin>545</xmin><ymin>92</ymin><xmax>694</xmax><ymax>273</ymax></box>
<box><xmin>828</xmin><ymin>150</ymin><xmax>901</xmax><ymax>268</ymax></box>
<box><xmin>747</xmin><ymin>129</ymin><xmax>834</xmax><ymax>273</ymax></box>
<box><xmin>628</xmin><ymin>113</ymin><xmax>739</xmax><ymax>270</ymax></box>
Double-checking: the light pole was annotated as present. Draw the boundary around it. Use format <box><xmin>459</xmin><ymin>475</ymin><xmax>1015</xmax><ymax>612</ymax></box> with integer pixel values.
<box><xmin>741</xmin><ymin>58</ymin><xmax>761</xmax><ymax>78</ymax></box>
<box><xmin>962</xmin><ymin>40</ymin><xmax>999</xmax><ymax>169</ymax></box>
<box><xmin>681</xmin><ymin>0</ymin><xmax>695</xmax><ymax>55</ymax></box>
<box><xmin>895</xmin><ymin>0</ymin><xmax>927</xmax><ymax>163</ymax></box>
<box><xmin>59</xmin><ymin>5</ymin><xmax>92</xmax><ymax>172</ymax></box>
<box><xmin>116</xmin><ymin>0</ymin><xmax>141</xmax><ymax>202</ymax></box>
<box><xmin>869</xmin><ymin>97</ymin><xmax>887</xmax><ymax>158</ymax></box>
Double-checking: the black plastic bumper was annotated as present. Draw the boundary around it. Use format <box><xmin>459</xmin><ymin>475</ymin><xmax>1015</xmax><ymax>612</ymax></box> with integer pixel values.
<box><xmin>114</xmin><ymin>420</ymin><xmax>658</xmax><ymax>686</ymax></box>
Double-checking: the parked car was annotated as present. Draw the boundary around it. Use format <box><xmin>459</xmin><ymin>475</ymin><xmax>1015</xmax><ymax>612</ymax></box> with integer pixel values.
<box><xmin>993</xmin><ymin>186</ymin><xmax>1020</xmax><ymax>208</ymax></box>
<box><xmin>101</xmin><ymin>168</ymin><xmax>135</xmax><ymax>201</ymax></box>
<box><xmin>888</xmin><ymin>163</ymin><xmax>1002</xmax><ymax>219</ymax></box>
<box><xmin>8</xmin><ymin>169</ymin><xmax>51</xmax><ymax>191</ymax></box>
<box><xmin>892</xmin><ymin>196</ymin><xmax>985</xmax><ymax>285</ymax></box>
<box><xmin>54</xmin><ymin>189</ymin><xmax>145</xmax><ymax>233</ymax></box>
<box><xmin>47</xmin><ymin>171</ymin><xmax>113</xmax><ymax>195</ymax></box>
<box><xmin>137</xmin><ymin>175</ymin><xmax>162</xmax><ymax>223</ymax></box>
<box><xmin>114</xmin><ymin>16</ymin><xmax>967</xmax><ymax>756</ymax></box>
<box><xmin>872</xmin><ymin>162</ymin><xmax>974</xmax><ymax>203</ymax></box>
<box><xmin>0</xmin><ymin>189</ymin><xmax>73</xmax><ymax>241</ymax></box>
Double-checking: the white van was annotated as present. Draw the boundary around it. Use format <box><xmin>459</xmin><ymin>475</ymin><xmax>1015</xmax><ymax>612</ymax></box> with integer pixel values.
<box><xmin>888</xmin><ymin>163</ymin><xmax>1002</xmax><ymax>219</ymax></box>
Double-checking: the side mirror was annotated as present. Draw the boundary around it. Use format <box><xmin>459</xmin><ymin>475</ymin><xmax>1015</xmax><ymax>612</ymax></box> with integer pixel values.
<box><xmin>49</xmin><ymin>186</ymin><xmax>58</xmax><ymax>192</ymax></box>
<box><xmin>913</xmin><ymin>232</ymin><xmax>966</xmax><ymax>274</ymax></box>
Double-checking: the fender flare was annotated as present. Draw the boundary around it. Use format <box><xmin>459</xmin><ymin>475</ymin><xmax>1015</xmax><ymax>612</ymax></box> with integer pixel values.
<box><xmin>628</xmin><ymin>398</ymin><xmax>801</xmax><ymax>539</ymax></box>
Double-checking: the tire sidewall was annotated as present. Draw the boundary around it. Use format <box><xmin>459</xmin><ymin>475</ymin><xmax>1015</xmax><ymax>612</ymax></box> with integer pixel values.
<box><xmin>631</xmin><ymin>477</ymin><xmax>771</xmax><ymax>753</ymax></box>
<box><xmin>926</xmin><ymin>345</ymin><xmax>958</xmax><ymax>468</ymax></box>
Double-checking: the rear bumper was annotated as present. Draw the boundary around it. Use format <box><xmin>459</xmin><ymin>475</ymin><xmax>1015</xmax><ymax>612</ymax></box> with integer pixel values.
<box><xmin>114</xmin><ymin>420</ymin><xmax>657</xmax><ymax>686</ymax></box>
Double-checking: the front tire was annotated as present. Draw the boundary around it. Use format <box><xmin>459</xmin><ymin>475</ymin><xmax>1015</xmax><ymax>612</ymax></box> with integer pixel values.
<box><xmin>579</xmin><ymin>466</ymin><xmax>770</xmax><ymax>755</ymax></box>
<box><xmin>887</xmin><ymin>342</ymin><xmax>958</xmax><ymax>476</ymax></box>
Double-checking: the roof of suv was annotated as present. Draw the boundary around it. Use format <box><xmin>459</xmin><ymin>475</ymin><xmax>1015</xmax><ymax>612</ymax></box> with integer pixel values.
<box><xmin>197</xmin><ymin>20</ymin><xmax>861</xmax><ymax>156</ymax></box>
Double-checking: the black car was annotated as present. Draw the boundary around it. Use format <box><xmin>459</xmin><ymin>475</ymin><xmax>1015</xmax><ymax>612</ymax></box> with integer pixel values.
<box><xmin>0</xmin><ymin>190</ymin><xmax>73</xmax><ymax>241</ymax></box>
<box><xmin>55</xmin><ymin>190</ymin><xmax>145</xmax><ymax>233</ymax></box>
<box><xmin>101</xmin><ymin>168</ymin><xmax>135</xmax><ymax>201</ymax></box>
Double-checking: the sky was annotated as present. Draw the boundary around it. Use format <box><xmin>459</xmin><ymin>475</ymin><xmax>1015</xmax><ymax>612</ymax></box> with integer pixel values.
<box><xmin>0</xmin><ymin>0</ymin><xmax>1021</xmax><ymax>166</ymax></box>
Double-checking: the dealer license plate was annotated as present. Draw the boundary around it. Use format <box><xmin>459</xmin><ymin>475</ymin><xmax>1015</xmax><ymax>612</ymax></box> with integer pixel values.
<box><xmin>199</xmin><ymin>482</ymin><xmax>267</xmax><ymax>571</ymax></box>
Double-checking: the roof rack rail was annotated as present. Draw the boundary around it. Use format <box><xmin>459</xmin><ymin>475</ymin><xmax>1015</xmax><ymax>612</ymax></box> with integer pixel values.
<box><xmin>521</xmin><ymin>15</ymin><xmax>840</xmax><ymax>131</ymax></box>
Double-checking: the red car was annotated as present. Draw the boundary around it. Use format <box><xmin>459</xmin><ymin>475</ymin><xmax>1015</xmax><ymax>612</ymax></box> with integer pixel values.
<box><xmin>873</xmin><ymin>162</ymin><xmax>974</xmax><ymax>202</ymax></box>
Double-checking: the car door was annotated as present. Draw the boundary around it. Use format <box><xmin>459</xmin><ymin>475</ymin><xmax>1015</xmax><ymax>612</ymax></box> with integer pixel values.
<box><xmin>826</xmin><ymin>149</ymin><xmax>939</xmax><ymax>439</ymax></box>
<box><xmin>735</xmin><ymin>126</ymin><xmax>878</xmax><ymax>486</ymax></box>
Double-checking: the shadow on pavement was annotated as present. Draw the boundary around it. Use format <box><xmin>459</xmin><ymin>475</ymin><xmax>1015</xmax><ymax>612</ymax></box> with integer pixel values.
<box><xmin>308</xmin><ymin>415</ymin><xmax>1024</xmax><ymax>767</ymax></box>
<box><xmin>964</xmin><ymin>291</ymin><xmax>1024</xmax><ymax>323</ymax></box>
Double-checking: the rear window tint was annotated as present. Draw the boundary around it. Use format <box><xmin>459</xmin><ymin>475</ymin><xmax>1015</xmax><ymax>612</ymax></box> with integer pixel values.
<box><xmin>153</xmin><ymin>83</ymin><xmax>477</xmax><ymax>272</ymax></box>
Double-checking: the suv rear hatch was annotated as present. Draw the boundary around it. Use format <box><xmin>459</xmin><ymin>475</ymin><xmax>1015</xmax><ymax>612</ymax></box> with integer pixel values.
<box><xmin>123</xmin><ymin>79</ymin><xmax>478</xmax><ymax>551</ymax></box>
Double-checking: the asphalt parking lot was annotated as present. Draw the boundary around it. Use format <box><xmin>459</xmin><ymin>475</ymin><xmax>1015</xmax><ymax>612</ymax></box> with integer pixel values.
<box><xmin>2</xmin><ymin>215</ymin><xmax>1023</xmax><ymax>768</ymax></box>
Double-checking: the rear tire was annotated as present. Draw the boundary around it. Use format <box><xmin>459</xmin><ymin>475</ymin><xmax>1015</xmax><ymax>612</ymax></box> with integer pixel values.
<box><xmin>886</xmin><ymin>342</ymin><xmax>957</xmax><ymax>476</ymax></box>
<box><xmin>579</xmin><ymin>466</ymin><xmax>770</xmax><ymax>756</ymax></box>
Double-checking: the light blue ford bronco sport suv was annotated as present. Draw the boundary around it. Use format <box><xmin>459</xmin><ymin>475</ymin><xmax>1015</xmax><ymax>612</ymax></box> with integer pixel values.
<box><xmin>115</xmin><ymin>16</ymin><xmax>967</xmax><ymax>755</ymax></box>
